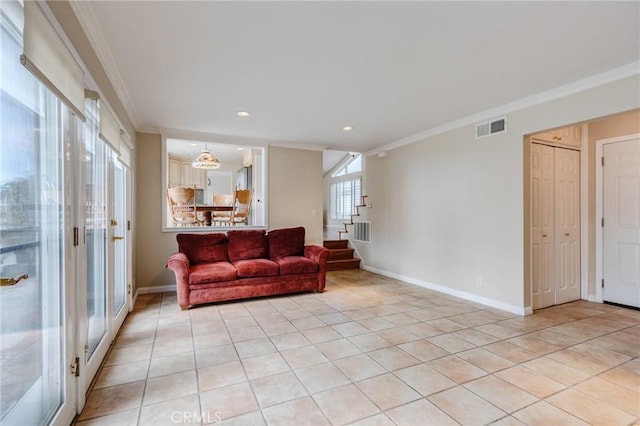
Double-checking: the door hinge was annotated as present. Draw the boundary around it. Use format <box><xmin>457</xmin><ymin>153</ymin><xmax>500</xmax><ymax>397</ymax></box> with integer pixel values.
<box><xmin>73</xmin><ymin>227</ymin><xmax>79</xmax><ymax>247</ymax></box>
<box><xmin>127</xmin><ymin>283</ymin><xmax>132</xmax><ymax>295</ymax></box>
<box><xmin>601</xmin><ymin>156</ymin><xmax>604</xmax><ymax>166</ymax></box>
<box><xmin>70</xmin><ymin>356</ymin><xmax>80</xmax><ymax>377</ymax></box>
<box><xmin>127</xmin><ymin>220</ymin><xmax>131</xmax><ymax>231</ymax></box>
<box><xmin>601</xmin><ymin>279</ymin><xmax>605</xmax><ymax>288</ymax></box>
<box><xmin>601</xmin><ymin>218</ymin><xmax>604</xmax><ymax>227</ymax></box>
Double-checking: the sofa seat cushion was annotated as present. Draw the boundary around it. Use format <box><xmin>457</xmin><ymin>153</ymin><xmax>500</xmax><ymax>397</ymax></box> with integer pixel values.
<box><xmin>227</xmin><ymin>230</ymin><xmax>268</xmax><ymax>262</ymax></box>
<box><xmin>233</xmin><ymin>259</ymin><xmax>279</xmax><ymax>278</ymax></box>
<box><xmin>189</xmin><ymin>262</ymin><xmax>237</xmax><ymax>285</ymax></box>
<box><xmin>276</xmin><ymin>256</ymin><xmax>319</xmax><ymax>275</ymax></box>
<box><xmin>177</xmin><ymin>233</ymin><xmax>228</xmax><ymax>264</ymax></box>
<box><xmin>268</xmin><ymin>227</ymin><xmax>305</xmax><ymax>260</ymax></box>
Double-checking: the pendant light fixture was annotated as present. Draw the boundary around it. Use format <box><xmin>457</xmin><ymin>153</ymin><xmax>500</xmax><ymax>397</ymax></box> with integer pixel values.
<box><xmin>192</xmin><ymin>145</ymin><xmax>220</xmax><ymax>169</ymax></box>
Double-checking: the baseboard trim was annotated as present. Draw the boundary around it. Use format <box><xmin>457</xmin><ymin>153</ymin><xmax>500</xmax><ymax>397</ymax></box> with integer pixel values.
<box><xmin>135</xmin><ymin>284</ymin><xmax>177</xmax><ymax>297</ymax></box>
<box><xmin>362</xmin><ymin>265</ymin><xmax>528</xmax><ymax>316</ymax></box>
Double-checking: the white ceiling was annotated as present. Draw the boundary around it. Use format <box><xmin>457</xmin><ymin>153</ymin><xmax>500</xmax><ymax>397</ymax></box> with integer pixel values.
<box><xmin>76</xmin><ymin>1</ymin><xmax>639</xmax><ymax>153</ymax></box>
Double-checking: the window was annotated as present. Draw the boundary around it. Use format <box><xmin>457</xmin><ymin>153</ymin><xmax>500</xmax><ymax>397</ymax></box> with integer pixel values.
<box><xmin>331</xmin><ymin>153</ymin><xmax>361</xmax><ymax>177</ymax></box>
<box><xmin>329</xmin><ymin>153</ymin><xmax>363</xmax><ymax>221</ymax></box>
<box><xmin>331</xmin><ymin>178</ymin><xmax>361</xmax><ymax>220</ymax></box>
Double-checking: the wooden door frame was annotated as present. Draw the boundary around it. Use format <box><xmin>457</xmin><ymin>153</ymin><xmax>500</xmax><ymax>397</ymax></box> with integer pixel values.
<box><xmin>594</xmin><ymin>133</ymin><xmax>640</xmax><ymax>303</ymax></box>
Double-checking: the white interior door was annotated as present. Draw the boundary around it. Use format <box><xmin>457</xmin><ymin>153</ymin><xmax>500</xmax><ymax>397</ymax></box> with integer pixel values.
<box><xmin>531</xmin><ymin>143</ymin><xmax>555</xmax><ymax>309</ymax></box>
<box><xmin>603</xmin><ymin>138</ymin><xmax>640</xmax><ymax>308</ymax></box>
<box><xmin>554</xmin><ymin>148</ymin><xmax>581</xmax><ymax>304</ymax></box>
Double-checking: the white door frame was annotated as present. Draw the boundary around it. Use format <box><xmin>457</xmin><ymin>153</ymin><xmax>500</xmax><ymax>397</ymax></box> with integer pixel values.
<box><xmin>580</xmin><ymin>124</ymin><xmax>590</xmax><ymax>301</ymax></box>
<box><xmin>594</xmin><ymin>133</ymin><xmax>640</xmax><ymax>303</ymax></box>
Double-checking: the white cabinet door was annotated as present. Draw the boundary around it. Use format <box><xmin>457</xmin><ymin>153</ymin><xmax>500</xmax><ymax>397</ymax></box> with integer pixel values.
<box><xmin>603</xmin><ymin>138</ymin><xmax>640</xmax><ymax>307</ymax></box>
<box><xmin>168</xmin><ymin>158</ymin><xmax>181</xmax><ymax>187</ymax></box>
<box><xmin>181</xmin><ymin>162</ymin><xmax>193</xmax><ymax>187</ymax></box>
<box><xmin>533</xmin><ymin>126</ymin><xmax>581</xmax><ymax>148</ymax></box>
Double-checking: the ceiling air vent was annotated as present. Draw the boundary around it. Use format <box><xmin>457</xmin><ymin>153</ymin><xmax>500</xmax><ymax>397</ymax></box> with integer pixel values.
<box><xmin>475</xmin><ymin>117</ymin><xmax>506</xmax><ymax>139</ymax></box>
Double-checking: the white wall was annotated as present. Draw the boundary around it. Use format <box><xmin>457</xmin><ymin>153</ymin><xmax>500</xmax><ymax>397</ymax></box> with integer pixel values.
<box><xmin>354</xmin><ymin>76</ymin><xmax>640</xmax><ymax>313</ymax></box>
<box><xmin>135</xmin><ymin>139</ymin><xmax>324</xmax><ymax>289</ymax></box>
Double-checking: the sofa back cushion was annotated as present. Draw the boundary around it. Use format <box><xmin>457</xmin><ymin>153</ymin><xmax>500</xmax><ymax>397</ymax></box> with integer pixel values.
<box><xmin>227</xmin><ymin>230</ymin><xmax>267</xmax><ymax>262</ymax></box>
<box><xmin>177</xmin><ymin>233</ymin><xmax>228</xmax><ymax>264</ymax></box>
<box><xmin>267</xmin><ymin>227</ymin><xmax>305</xmax><ymax>260</ymax></box>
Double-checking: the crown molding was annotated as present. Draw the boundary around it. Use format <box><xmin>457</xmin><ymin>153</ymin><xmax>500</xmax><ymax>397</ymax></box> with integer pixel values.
<box><xmin>269</xmin><ymin>142</ymin><xmax>328</xmax><ymax>152</ymax></box>
<box><xmin>149</xmin><ymin>126</ymin><xmax>328</xmax><ymax>152</ymax></box>
<box><xmin>155</xmin><ymin>127</ymin><xmax>275</xmax><ymax>148</ymax></box>
<box><xmin>366</xmin><ymin>61</ymin><xmax>640</xmax><ymax>157</ymax></box>
<box><xmin>69</xmin><ymin>1</ymin><xmax>140</xmax><ymax>129</ymax></box>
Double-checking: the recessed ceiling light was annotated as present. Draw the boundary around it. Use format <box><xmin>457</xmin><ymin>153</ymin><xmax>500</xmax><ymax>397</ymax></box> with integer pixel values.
<box><xmin>236</xmin><ymin>147</ymin><xmax>244</xmax><ymax>151</ymax></box>
<box><xmin>343</xmin><ymin>126</ymin><xmax>353</xmax><ymax>131</ymax></box>
<box><xmin>237</xmin><ymin>111</ymin><xmax>250</xmax><ymax>117</ymax></box>
<box><xmin>190</xmin><ymin>143</ymin><xmax>197</xmax><ymax>146</ymax></box>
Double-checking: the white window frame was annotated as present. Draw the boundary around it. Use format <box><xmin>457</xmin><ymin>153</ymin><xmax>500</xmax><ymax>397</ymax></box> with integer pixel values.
<box><xmin>327</xmin><ymin>153</ymin><xmax>363</xmax><ymax>228</ymax></box>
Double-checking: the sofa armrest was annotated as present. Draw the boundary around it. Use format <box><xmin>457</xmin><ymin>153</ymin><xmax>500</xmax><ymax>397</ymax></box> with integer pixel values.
<box><xmin>167</xmin><ymin>252</ymin><xmax>190</xmax><ymax>309</ymax></box>
<box><xmin>304</xmin><ymin>245</ymin><xmax>330</xmax><ymax>292</ymax></box>
<box><xmin>304</xmin><ymin>245</ymin><xmax>329</xmax><ymax>265</ymax></box>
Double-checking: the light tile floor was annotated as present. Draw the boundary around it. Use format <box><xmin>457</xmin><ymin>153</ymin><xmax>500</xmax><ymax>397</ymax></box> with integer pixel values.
<box><xmin>76</xmin><ymin>270</ymin><xmax>640</xmax><ymax>426</ymax></box>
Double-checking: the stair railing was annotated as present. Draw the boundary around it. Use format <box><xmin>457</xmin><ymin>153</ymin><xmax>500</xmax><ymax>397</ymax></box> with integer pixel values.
<box><xmin>338</xmin><ymin>195</ymin><xmax>368</xmax><ymax>240</ymax></box>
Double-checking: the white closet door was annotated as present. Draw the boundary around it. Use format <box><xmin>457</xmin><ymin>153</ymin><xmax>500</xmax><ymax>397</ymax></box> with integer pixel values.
<box><xmin>554</xmin><ymin>148</ymin><xmax>581</xmax><ymax>304</ymax></box>
<box><xmin>531</xmin><ymin>143</ymin><xmax>556</xmax><ymax>309</ymax></box>
<box><xmin>531</xmin><ymin>143</ymin><xmax>580</xmax><ymax>309</ymax></box>
<box><xmin>603</xmin><ymin>138</ymin><xmax>640</xmax><ymax>307</ymax></box>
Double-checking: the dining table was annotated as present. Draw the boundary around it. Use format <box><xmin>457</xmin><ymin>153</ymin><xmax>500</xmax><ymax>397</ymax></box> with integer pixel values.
<box><xmin>195</xmin><ymin>205</ymin><xmax>234</xmax><ymax>226</ymax></box>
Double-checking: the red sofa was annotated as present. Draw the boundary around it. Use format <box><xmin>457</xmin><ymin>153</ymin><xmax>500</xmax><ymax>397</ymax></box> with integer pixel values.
<box><xmin>167</xmin><ymin>227</ymin><xmax>330</xmax><ymax>310</ymax></box>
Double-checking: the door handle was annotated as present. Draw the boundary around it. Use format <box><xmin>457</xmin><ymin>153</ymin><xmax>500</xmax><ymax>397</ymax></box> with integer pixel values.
<box><xmin>542</xmin><ymin>234</ymin><xmax>548</xmax><ymax>237</ymax></box>
<box><xmin>1</xmin><ymin>273</ymin><xmax>28</xmax><ymax>287</ymax></box>
<box><xmin>112</xmin><ymin>236</ymin><xmax>124</xmax><ymax>241</ymax></box>
<box><xmin>564</xmin><ymin>233</ymin><xmax>570</xmax><ymax>236</ymax></box>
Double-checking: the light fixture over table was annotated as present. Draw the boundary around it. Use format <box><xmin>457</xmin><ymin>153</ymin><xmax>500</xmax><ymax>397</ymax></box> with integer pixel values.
<box><xmin>192</xmin><ymin>145</ymin><xmax>220</xmax><ymax>169</ymax></box>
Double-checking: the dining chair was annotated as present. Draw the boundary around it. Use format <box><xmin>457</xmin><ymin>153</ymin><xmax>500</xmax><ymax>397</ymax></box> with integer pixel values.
<box><xmin>231</xmin><ymin>188</ymin><xmax>253</xmax><ymax>226</ymax></box>
<box><xmin>212</xmin><ymin>193</ymin><xmax>234</xmax><ymax>226</ymax></box>
<box><xmin>167</xmin><ymin>185</ymin><xmax>201</xmax><ymax>227</ymax></box>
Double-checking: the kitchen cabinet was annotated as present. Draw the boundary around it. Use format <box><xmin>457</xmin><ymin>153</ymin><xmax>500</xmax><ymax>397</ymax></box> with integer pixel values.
<box><xmin>168</xmin><ymin>157</ymin><xmax>205</xmax><ymax>189</ymax></box>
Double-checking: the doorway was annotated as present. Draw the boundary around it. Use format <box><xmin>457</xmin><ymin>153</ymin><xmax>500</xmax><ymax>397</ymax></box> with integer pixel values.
<box><xmin>596</xmin><ymin>134</ymin><xmax>640</xmax><ymax>308</ymax></box>
<box><xmin>530</xmin><ymin>142</ymin><xmax>581</xmax><ymax>309</ymax></box>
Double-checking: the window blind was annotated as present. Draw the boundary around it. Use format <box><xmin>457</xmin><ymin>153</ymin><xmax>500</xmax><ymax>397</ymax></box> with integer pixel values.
<box><xmin>331</xmin><ymin>177</ymin><xmax>361</xmax><ymax>220</ymax></box>
<box><xmin>21</xmin><ymin>1</ymin><xmax>85</xmax><ymax>120</ymax></box>
<box><xmin>98</xmin><ymin>102</ymin><xmax>120</xmax><ymax>154</ymax></box>
<box><xmin>118</xmin><ymin>134</ymin><xmax>131</xmax><ymax>168</ymax></box>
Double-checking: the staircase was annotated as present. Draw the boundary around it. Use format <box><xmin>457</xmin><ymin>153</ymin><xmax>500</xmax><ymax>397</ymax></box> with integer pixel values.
<box><xmin>323</xmin><ymin>239</ymin><xmax>361</xmax><ymax>271</ymax></box>
<box><xmin>338</xmin><ymin>195</ymin><xmax>368</xmax><ymax>240</ymax></box>
<box><xmin>323</xmin><ymin>194</ymin><xmax>367</xmax><ymax>271</ymax></box>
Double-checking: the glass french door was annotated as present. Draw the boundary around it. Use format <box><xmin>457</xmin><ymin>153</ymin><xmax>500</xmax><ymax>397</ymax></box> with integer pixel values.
<box><xmin>83</xmin><ymin>99</ymin><xmax>108</xmax><ymax>362</ymax></box>
<box><xmin>112</xmin><ymin>157</ymin><xmax>127</xmax><ymax>317</ymax></box>
<box><xmin>2</xmin><ymin>1</ymin><xmax>134</xmax><ymax>422</ymax></box>
<box><xmin>77</xmin><ymin>101</ymin><xmax>131</xmax><ymax>402</ymax></box>
<box><xmin>0</xmin><ymin>3</ymin><xmax>76</xmax><ymax>424</ymax></box>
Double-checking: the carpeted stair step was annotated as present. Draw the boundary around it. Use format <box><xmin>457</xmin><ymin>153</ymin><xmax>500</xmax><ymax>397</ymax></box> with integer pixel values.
<box><xmin>323</xmin><ymin>240</ymin><xmax>349</xmax><ymax>250</ymax></box>
<box><xmin>328</xmin><ymin>248</ymin><xmax>355</xmax><ymax>261</ymax></box>
<box><xmin>326</xmin><ymin>258</ymin><xmax>361</xmax><ymax>271</ymax></box>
